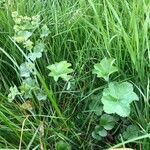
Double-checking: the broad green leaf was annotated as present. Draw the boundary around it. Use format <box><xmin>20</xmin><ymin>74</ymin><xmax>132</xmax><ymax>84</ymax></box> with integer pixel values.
<box><xmin>28</xmin><ymin>43</ymin><xmax>45</xmax><ymax>61</ymax></box>
<box><xmin>40</xmin><ymin>25</ymin><xmax>50</xmax><ymax>38</ymax></box>
<box><xmin>13</xmin><ymin>31</ymin><xmax>32</xmax><ymax>43</ymax></box>
<box><xmin>101</xmin><ymin>82</ymin><xmax>139</xmax><ymax>117</ymax></box>
<box><xmin>98</xmin><ymin>128</ymin><xmax>107</xmax><ymax>137</ymax></box>
<box><xmin>20</xmin><ymin>63</ymin><xmax>30</xmax><ymax>77</ymax></box>
<box><xmin>100</xmin><ymin>114</ymin><xmax>116</xmax><ymax>130</ymax></box>
<box><xmin>31</xmin><ymin>15</ymin><xmax>40</xmax><ymax>27</ymax></box>
<box><xmin>93</xmin><ymin>57</ymin><xmax>118</xmax><ymax>81</ymax></box>
<box><xmin>33</xmin><ymin>42</ymin><xmax>45</xmax><ymax>53</ymax></box>
<box><xmin>55</xmin><ymin>140</ymin><xmax>71</xmax><ymax>150</ymax></box>
<box><xmin>19</xmin><ymin>78</ymin><xmax>36</xmax><ymax>99</ymax></box>
<box><xmin>122</xmin><ymin>125</ymin><xmax>139</xmax><ymax>140</ymax></box>
<box><xmin>47</xmin><ymin>61</ymin><xmax>74</xmax><ymax>82</ymax></box>
<box><xmin>28</xmin><ymin>52</ymin><xmax>42</xmax><ymax>61</ymax></box>
<box><xmin>34</xmin><ymin>88</ymin><xmax>47</xmax><ymax>101</ymax></box>
<box><xmin>92</xmin><ymin>131</ymin><xmax>102</xmax><ymax>140</ymax></box>
<box><xmin>19</xmin><ymin>62</ymin><xmax>35</xmax><ymax>77</ymax></box>
<box><xmin>23</xmin><ymin>40</ymin><xmax>33</xmax><ymax>50</ymax></box>
<box><xmin>8</xmin><ymin>85</ymin><xmax>20</xmax><ymax>102</ymax></box>
<box><xmin>92</xmin><ymin>125</ymin><xmax>107</xmax><ymax>140</ymax></box>
<box><xmin>12</xmin><ymin>11</ymin><xmax>18</xmax><ymax>18</ymax></box>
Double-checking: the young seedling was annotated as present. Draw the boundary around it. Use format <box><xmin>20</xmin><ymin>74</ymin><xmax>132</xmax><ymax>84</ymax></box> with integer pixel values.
<box><xmin>122</xmin><ymin>125</ymin><xmax>139</xmax><ymax>140</ymax></box>
<box><xmin>92</xmin><ymin>114</ymin><xmax>116</xmax><ymax>140</ymax></box>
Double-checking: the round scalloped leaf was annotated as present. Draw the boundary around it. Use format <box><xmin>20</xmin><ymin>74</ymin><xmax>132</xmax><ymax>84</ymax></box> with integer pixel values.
<box><xmin>8</xmin><ymin>85</ymin><xmax>20</xmax><ymax>102</ymax></box>
<box><xmin>122</xmin><ymin>125</ymin><xmax>139</xmax><ymax>140</ymax></box>
<box><xmin>98</xmin><ymin>128</ymin><xmax>107</xmax><ymax>137</ymax></box>
<box><xmin>101</xmin><ymin>82</ymin><xmax>139</xmax><ymax>117</ymax></box>
<box><xmin>40</xmin><ymin>25</ymin><xmax>50</xmax><ymax>38</ymax></box>
<box><xmin>100</xmin><ymin>114</ymin><xmax>116</xmax><ymax>130</ymax></box>
<box><xmin>92</xmin><ymin>131</ymin><xmax>102</xmax><ymax>140</ymax></box>
<box><xmin>93</xmin><ymin>57</ymin><xmax>118</xmax><ymax>81</ymax></box>
<box><xmin>47</xmin><ymin>61</ymin><xmax>74</xmax><ymax>82</ymax></box>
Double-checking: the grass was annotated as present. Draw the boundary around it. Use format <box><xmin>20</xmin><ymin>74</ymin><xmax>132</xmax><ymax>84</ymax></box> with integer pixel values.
<box><xmin>0</xmin><ymin>0</ymin><xmax>150</xmax><ymax>149</ymax></box>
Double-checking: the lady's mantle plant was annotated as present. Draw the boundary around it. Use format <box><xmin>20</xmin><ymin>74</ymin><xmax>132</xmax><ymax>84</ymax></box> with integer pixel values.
<box><xmin>93</xmin><ymin>58</ymin><xmax>118</xmax><ymax>82</ymax></box>
<box><xmin>92</xmin><ymin>57</ymin><xmax>139</xmax><ymax>117</ymax></box>
<box><xmin>101</xmin><ymin>82</ymin><xmax>139</xmax><ymax>117</ymax></box>
<box><xmin>8</xmin><ymin>11</ymin><xmax>50</xmax><ymax>102</ymax></box>
<box><xmin>47</xmin><ymin>61</ymin><xmax>74</xmax><ymax>82</ymax></box>
<box><xmin>91</xmin><ymin>57</ymin><xmax>139</xmax><ymax>140</ymax></box>
<box><xmin>92</xmin><ymin>114</ymin><xmax>117</xmax><ymax>140</ymax></box>
<box><xmin>7</xmin><ymin>12</ymin><xmax>139</xmax><ymax>141</ymax></box>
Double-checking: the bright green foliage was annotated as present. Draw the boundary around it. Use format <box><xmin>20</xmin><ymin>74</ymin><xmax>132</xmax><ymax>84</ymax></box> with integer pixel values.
<box><xmin>100</xmin><ymin>114</ymin><xmax>116</xmax><ymax>130</ymax></box>
<box><xmin>92</xmin><ymin>125</ymin><xmax>107</xmax><ymax>140</ymax></box>
<box><xmin>55</xmin><ymin>140</ymin><xmax>71</xmax><ymax>150</ymax></box>
<box><xmin>1</xmin><ymin>1</ymin><xmax>147</xmax><ymax>149</ymax></box>
<box><xmin>34</xmin><ymin>88</ymin><xmax>47</xmax><ymax>101</ymax></box>
<box><xmin>19</xmin><ymin>78</ymin><xmax>36</xmax><ymax>99</ymax></box>
<box><xmin>13</xmin><ymin>31</ymin><xmax>32</xmax><ymax>43</ymax></box>
<box><xmin>28</xmin><ymin>42</ymin><xmax>45</xmax><ymax>61</ymax></box>
<box><xmin>40</xmin><ymin>25</ymin><xmax>50</xmax><ymax>38</ymax></box>
<box><xmin>19</xmin><ymin>77</ymin><xmax>47</xmax><ymax>101</ymax></box>
<box><xmin>122</xmin><ymin>125</ymin><xmax>139</xmax><ymax>140</ymax></box>
<box><xmin>10</xmin><ymin>11</ymin><xmax>49</xmax><ymax>103</ymax></box>
<box><xmin>93</xmin><ymin>57</ymin><xmax>118</xmax><ymax>81</ymax></box>
<box><xmin>92</xmin><ymin>127</ymin><xmax>102</xmax><ymax>140</ymax></box>
<box><xmin>11</xmin><ymin>11</ymin><xmax>41</xmax><ymax>52</ymax></box>
<box><xmin>47</xmin><ymin>61</ymin><xmax>74</xmax><ymax>82</ymax></box>
<box><xmin>23</xmin><ymin>40</ymin><xmax>33</xmax><ymax>50</ymax></box>
<box><xmin>19</xmin><ymin>62</ymin><xmax>35</xmax><ymax>77</ymax></box>
<box><xmin>12</xmin><ymin>12</ymin><xmax>40</xmax><ymax>31</ymax></box>
<box><xmin>19</xmin><ymin>78</ymin><xmax>47</xmax><ymax>100</ymax></box>
<box><xmin>101</xmin><ymin>82</ymin><xmax>139</xmax><ymax>117</ymax></box>
<box><xmin>8</xmin><ymin>86</ymin><xmax>20</xmax><ymax>102</ymax></box>
<box><xmin>89</xmin><ymin>94</ymin><xmax>103</xmax><ymax>116</ymax></box>
<box><xmin>92</xmin><ymin>114</ymin><xmax>116</xmax><ymax>140</ymax></box>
